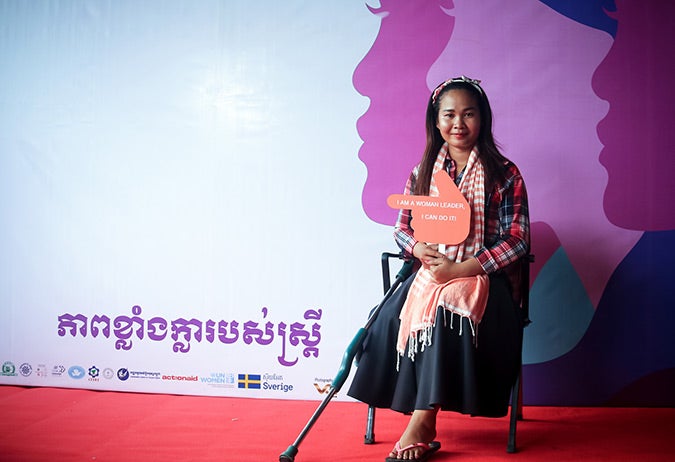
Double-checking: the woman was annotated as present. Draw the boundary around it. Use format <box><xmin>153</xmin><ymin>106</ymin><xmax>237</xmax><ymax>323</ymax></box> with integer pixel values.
<box><xmin>348</xmin><ymin>76</ymin><xmax>530</xmax><ymax>461</ymax></box>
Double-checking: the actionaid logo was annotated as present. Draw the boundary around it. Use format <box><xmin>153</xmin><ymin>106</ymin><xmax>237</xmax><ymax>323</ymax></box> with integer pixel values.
<box><xmin>162</xmin><ymin>374</ymin><xmax>198</xmax><ymax>382</ymax></box>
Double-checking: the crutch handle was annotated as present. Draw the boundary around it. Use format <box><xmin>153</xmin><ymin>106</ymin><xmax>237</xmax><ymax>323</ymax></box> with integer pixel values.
<box><xmin>331</xmin><ymin>328</ymin><xmax>367</xmax><ymax>390</ymax></box>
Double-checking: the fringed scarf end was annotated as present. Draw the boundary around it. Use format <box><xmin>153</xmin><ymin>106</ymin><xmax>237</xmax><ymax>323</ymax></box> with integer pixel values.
<box><xmin>397</xmin><ymin>306</ymin><xmax>481</xmax><ymax>366</ymax></box>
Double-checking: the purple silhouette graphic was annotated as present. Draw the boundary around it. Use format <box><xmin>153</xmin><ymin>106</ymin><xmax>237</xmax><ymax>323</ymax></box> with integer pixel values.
<box><xmin>522</xmin><ymin>0</ymin><xmax>675</xmax><ymax>406</ymax></box>
<box><xmin>593</xmin><ymin>0</ymin><xmax>675</xmax><ymax>231</ymax></box>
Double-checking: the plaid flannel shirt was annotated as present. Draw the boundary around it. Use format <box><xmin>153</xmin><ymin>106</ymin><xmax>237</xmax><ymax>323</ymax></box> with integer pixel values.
<box><xmin>394</xmin><ymin>158</ymin><xmax>530</xmax><ymax>295</ymax></box>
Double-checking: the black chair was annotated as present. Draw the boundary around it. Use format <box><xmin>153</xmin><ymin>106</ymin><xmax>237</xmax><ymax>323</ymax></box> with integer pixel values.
<box><xmin>507</xmin><ymin>253</ymin><xmax>534</xmax><ymax>453</ymax></box>
<box><xmin>364</xmin><ymin>252</ymin><xmax>534</xmax><ymax>453</ymax></box>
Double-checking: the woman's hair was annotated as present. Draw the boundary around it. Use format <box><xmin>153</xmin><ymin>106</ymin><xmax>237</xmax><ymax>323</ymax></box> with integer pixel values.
<box><xmin>413</xmin><ymin>78</ymin><xmax>508</xmax><ymax>195</ymax></box>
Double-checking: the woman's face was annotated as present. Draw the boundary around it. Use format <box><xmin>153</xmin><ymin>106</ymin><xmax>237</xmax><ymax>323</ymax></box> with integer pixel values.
<box><xmin>435</xmin><ymin>89</ymin><xmax>481</xmax><ymax>157</ymax></box>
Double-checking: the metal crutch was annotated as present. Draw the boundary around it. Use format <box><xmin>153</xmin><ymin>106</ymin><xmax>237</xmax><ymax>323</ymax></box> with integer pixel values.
<box><xmin>279</xmin><ymin>256</ymin><xmax>414</xmax><ymax>462</ymax></box>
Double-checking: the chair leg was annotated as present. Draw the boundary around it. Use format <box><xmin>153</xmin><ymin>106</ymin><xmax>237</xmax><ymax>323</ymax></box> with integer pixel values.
<box><xmin>517</xmin><ymin>374</ymin><xmax>524</xmax><ymax>420</ymax></box>
<box><xmin>507</xmin><ymin>370</ymin><xmax>521</xmax><ymax>453</ymax></box>
<box><xmin>364</xmin><ymin>405</ymin><xmax>376</xmax><ymax>444</ymax></box>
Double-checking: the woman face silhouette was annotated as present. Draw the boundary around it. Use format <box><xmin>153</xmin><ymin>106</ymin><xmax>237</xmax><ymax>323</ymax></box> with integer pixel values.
<box><xmin>592</xmin><ymin>0</ymin><xmax>675</xmax><ymax>231</ymax></box>
<box><xmin>354</xmin><ymin>0</ymin><xmax>455</xmax><ymax>225</ymax></box>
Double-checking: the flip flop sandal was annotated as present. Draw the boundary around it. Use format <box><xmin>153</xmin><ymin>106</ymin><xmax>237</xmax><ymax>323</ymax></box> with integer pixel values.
<box><xmin>385</xmin><ymin>440</ymin><xmax>441</xmax><ymax>461</ymax></box>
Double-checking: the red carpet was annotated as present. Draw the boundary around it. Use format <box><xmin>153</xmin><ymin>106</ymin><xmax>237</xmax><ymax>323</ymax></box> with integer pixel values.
<box><xmin>1</xmin><ymin>385</ymin><xmax>674</xmax><ymax>461</ymax></box>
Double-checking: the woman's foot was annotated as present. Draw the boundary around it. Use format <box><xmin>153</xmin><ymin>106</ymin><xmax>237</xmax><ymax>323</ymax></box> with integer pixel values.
<box><xmin>388</xmin><ymin>408</ymin><xmax>439</xmax><ymax>460</ymax></box>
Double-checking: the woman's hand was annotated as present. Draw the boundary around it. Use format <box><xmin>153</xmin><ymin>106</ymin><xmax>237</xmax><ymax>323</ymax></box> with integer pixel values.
<box><xmin>413</xmin><ymin>243</ymin><xmax>452</xmax><ymax>283</ymax></box>
<box><xmin>412</xmin><ymin>243</ymin><xmax>484</xmax><ymax>283</ymax></box>
<box><xmin>412</xmin><ymin>242</ymin><xmax>444</xmax><ymax>269</ymax></box>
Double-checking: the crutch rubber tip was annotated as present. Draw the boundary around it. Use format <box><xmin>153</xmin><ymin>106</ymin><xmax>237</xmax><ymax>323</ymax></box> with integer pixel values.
<box><xmin>279</xmin><ymin>445</ymin><xmax>298</xmax><ymax>462</ymax></box>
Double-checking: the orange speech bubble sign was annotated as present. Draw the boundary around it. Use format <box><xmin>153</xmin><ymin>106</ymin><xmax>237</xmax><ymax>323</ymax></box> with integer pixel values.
<box><xmin>387</xmin><ymin>170</ymin><xmax>471</xmax><ymax>245</ymax></box>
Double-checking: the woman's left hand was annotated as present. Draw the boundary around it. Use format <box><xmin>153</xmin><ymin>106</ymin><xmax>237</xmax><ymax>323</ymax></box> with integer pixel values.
<box><xmin>426</xmin><ymin>256</ymin><xmax>456</xmax><ymax>284</ymax></box>
<box><xmin>425</xmin><ymin>252</ymin><xmax>484</xmax><ymax>284</ymax></box>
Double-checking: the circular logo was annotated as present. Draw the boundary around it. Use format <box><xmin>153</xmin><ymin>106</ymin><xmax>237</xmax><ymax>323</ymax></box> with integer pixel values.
<box><xmin>2</xmin><ymin>361</ymin><xmax>17</xmax><ymax>376</ymax></box>
<box><xmin>68</xmin><ymin>366</ymin><xmax>86</xmax><ymax>379</ymax></box>
<box><xmin>117</xmin><ymin>368</ymin><xmax>130</xmax><ymax>381</ymax></box>
<box><xmin>102</xmin><ymin>368</ymin><xmax>115</xmax><ymax>379</ymax></box>
<box><xmin>88</xmin><ymin>366</ymin><xmax>100</xmax><ymax>378</ymax></box>
<box><xmin>19</xmin><ymin>363</ymin><xmax>33</xmax><ymax>377</ymax></box>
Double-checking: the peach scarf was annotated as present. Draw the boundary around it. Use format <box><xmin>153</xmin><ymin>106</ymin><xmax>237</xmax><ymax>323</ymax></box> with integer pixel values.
<box><xmin>396</xmin><ymin>145</ymin><xmax>489</xmax><ymax>361</ymax></box>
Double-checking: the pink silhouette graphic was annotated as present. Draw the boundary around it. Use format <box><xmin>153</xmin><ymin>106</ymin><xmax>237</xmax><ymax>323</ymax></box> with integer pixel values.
<box><xmin>593</xmin><ymin>0</ymin><xmax>675</xmax><ymax>231</ymax></box>
<box><xmin>355</xmin><ymin>0</ymin><xmax>455</xmax><ymax>225</ymax></box>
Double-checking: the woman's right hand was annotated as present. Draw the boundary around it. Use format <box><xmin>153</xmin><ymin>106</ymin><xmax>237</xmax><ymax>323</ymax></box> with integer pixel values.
<box><xmin>412</xmin><ymin>242</ymin><xmax>445</xmax><ymax>269</ymax></box>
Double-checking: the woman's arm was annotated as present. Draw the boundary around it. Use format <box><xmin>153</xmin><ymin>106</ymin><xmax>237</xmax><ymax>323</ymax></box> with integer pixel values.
<box><xmin>393</xmin><ymin>169</ymin><xmax>419</xmax><ymax>257</ymax></box>
<box><xmin>475</xmin><ymin>164</ymin><xmax>530</xmax><ymax>273</ymax></box>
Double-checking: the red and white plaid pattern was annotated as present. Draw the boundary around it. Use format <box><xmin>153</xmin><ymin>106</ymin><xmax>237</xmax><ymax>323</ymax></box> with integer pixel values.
<box><xmin>396</xmin><ymin>145</ymin><xmax>490</xmax><ymax>360</ymax></box>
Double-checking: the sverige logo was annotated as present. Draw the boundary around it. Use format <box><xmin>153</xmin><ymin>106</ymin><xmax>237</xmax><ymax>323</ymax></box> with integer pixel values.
<box><xmin>68</xmin><ymin>366</ymin><xmax>86</xmax><ymax>379</ymax></box>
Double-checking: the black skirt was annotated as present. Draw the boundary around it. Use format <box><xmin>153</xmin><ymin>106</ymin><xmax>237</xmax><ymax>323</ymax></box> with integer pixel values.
<box><xmin>347</xmin><ymin>271</ymin><xmax>523</xmax><ymax>418</ymax></box>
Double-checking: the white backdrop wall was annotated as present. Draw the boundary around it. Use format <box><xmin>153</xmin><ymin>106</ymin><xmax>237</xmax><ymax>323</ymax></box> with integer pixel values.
<box><xmin>0</xmin><ymin>0</ymin><xmax>387</xmax><ymax>400</ymax></box>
